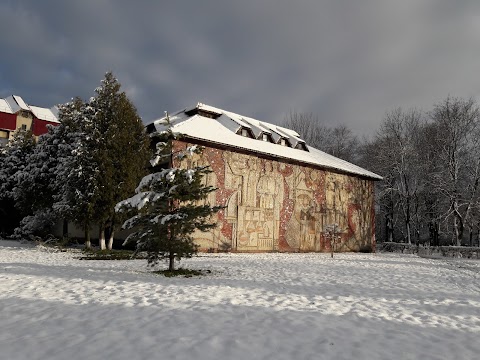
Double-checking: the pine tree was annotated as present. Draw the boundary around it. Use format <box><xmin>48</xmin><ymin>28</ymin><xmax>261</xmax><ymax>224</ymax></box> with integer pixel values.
<box><xmin>116</xmin><ymin>115</ymin><xmax>222</xmax><ymax>271</ymax></box>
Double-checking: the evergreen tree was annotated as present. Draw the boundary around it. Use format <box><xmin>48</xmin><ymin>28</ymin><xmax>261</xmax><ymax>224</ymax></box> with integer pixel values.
<box><xmin>12</xmin><ymin>108</ymin><xmax>79</xmax><ymax>238</ymax></box>
<box><xmin>10</xmin><ymin>73</ymin><xmax>149</xmax><ymax>246</ymax></box>
<box><xmin>12</xmin><ymin>127</ymin><xmax>60</xmax><ymax>238</ymax></box>
<box><xmin>89</xmin><ymin>72</ymin><xmax>151</xmax><ymax>249</ymax></box>
<box><xmin>0</xmin><ymin>129</ymin><xmax>36</xmax><ymax>235</ymax></box>
<box><xmin>116</xmin><ymin>116</ymin><xmax>222</xmax><ymax>271</ymax></box>
<box><xmin>53</xmin><ymin>98</ymin><xmax>100</xmax><ymax>247</ymax></box>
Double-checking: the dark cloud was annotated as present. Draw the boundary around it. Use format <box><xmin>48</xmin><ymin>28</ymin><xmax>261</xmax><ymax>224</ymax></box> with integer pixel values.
<box><xmin>1</xmin><ymin>0</ymin><xmax>480</xmax><ymax>135</ymax></box>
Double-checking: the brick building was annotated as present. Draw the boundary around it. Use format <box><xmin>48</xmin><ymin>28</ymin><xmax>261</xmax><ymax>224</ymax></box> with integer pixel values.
<box><xmin>148</xmin><ymin>103</ymin><xmax>382</xmax><ymax>253</ymax></box>
<box><xmin>0</xmin><ymin>95</ymin><xmax>59</xmax><ymax>145</ymax></box>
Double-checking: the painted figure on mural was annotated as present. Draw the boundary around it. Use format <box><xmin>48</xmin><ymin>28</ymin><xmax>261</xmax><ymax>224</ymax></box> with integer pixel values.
<box><xmin>346</xmin><ymin>179</ymin><xmax>373</xmax><ymax>249</ymax></box>
<box><xmin>223</xmin><ymin>153</ymin><xmax>285</xmax><ymax>251</ymax></box>
<box><xmin>325</xmin><ymin>175</ymin><xmax>347</xmax><ymax>233</ymax></box>
<box><xmin>224</xmin><ymin>152</ymin><xmax>247</xmax><ymax>189</ymax></box>
<box><xmin>256</xmin><ymin>161</ymin><xmax>276</xmax><ymax>208</ymax></box>
<box><xmin>298</xmin><ymin>193</ymin><xmax>316</xmax><ymax>251</ymax></box>
<box><xmin>284</xmin><ymin>169</ymin><xmax>319</xmax><ymax>250</ymax></box>
<box><xmin>186</xmin><ymin>150</ymin><xmax>217</xmax><ymax>206</ymax></box>
<box><xmin>301</xmin><ymin>209</ymin><xmax>316</xmax><ymax>250</ymax></box>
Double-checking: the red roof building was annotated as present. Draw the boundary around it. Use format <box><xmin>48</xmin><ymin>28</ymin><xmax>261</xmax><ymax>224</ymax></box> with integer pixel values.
<box><xmin>0</xmin><ymin>95</ymin><xmax>59</xmax><ymax>145</ymax></box>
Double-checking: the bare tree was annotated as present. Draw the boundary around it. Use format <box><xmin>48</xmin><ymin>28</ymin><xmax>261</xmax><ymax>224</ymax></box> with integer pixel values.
<box><xmin>429</xmin><ymin>96</ymin><xmax>480</xmax><ymax>246</ymax></box>
<box><xmin>325</xmin><ymin>125</ymin><xmax>359</xmax><ymax>163</ymax></box>
<box><xmin>282</xmin><ymin>111</ymin><xmax>359</xmax><ymax>162</ymax></box>
<box><xmin>358</xmin><ymin>108</ymin><xmax>424</xmax><ymax>244</ymax></box>
<box><xmin>416</xmin><ymin>122</ymin><xmax>443</xmax><ymax>246</ymax></box>
<box><xmin>282</xmin><ymin>110</ymin><xmax>325</xmax><ymax>149</ymax></box>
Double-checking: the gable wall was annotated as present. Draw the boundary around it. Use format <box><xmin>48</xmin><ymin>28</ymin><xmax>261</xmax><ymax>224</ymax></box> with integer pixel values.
<box><xmin>173</xmin><ymin>140</ymin><xmax>376</xmax><ymax>253</ymax></box>
<box><xmin>16</xmin><ymin>111</ymin><xmax>34</xmax><ymax>133</ymax></box>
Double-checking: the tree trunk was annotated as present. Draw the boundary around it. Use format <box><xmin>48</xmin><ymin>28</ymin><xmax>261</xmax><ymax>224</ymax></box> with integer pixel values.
<box><xmin>84</xmin><ymin>226</ymin><xmax>91</xmax><ymax>249</ymax></box>
<box><xmin>453</xmin><ymin>213</ymin><xmax>463</xmax><ymax>246</ymax></box>
<box><xmin>63</xmin><ymin>220</ymin><xmax>69</xmax><ymax>239</ymax></box>
<box><xmin>99</xmin><ymin>224</ymin><xmax>106</xmax><ymax>250</ymax></box>
<box><xmin>386</xmin><ymin>215</ymin><xmax>394</xmax><ymax>242</ymax></box>
<box><xmin>406</xmin><ymin>222</ymin><xmax>411</xmax><ymax>245</ymax></box>
<box><xmin>168</xmin><ymin>251</ymin><xmax>175</xmax><ymax>271</ymax></box>
<box><xmin>107</xmin><ymin>228</ymin><xmax>114</xmax><ymax>250</ymax></box>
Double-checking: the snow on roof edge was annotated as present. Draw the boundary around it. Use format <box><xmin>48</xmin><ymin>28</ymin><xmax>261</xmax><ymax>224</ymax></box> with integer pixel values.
<box><xmin>180</xmin><ymin>133</ymin><xmax>382</xmax><ymax>180</ymax></box>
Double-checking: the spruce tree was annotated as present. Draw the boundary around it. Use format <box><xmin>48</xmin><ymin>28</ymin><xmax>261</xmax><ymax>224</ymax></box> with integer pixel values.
<box><xmin>116</xmin><ymin>116</ymin><xmax>222</xmax><ymax>271</ymax></box>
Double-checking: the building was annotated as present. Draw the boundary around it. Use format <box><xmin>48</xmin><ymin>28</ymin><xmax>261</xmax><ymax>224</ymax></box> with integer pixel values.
<box><xmin>147</xmin><ymin>103</ymin><xmax>382</xmax><ymax>253</ymax></box>
<box><xmin>0</xmin><ymin>95</ymin><xmax>59</xmax><ymax>145</ymax></box>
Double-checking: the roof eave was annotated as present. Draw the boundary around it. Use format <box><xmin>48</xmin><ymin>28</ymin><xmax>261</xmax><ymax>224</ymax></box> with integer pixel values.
<box><xmin>179</xmin><ymin>134</ymin><xmax>383</xmax><ymax>181</ymax></box>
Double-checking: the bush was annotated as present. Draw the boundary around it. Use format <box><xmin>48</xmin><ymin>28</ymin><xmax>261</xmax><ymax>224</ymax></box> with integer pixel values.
<box><xmin>13</xmin><ymin>210</ymin><xmax>56</xmax><ymax>240</ymax></box>
<box><xmin>359</xmin><ymin>244</ymin><xmax>373</xmax><ymax>253</ymax></box>
<box><xmin>79</xmin><ymin>249</ymin><xmax>140</xmax><ymax>260</ymax></box>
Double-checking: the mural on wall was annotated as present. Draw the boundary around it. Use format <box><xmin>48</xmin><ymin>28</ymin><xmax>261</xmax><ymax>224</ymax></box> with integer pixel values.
<box><xmin>222</xmin><ymin>153</ymin><xmax>284</xmax><ymax>251</ymax></box>
<box><xmin>174</xmin><ymin>140</ymin><xmax>375</xmax><ymax>252</ymax></box>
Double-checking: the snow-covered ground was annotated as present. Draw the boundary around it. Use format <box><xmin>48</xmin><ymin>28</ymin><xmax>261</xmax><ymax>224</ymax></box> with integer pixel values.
<box><xmin>0</xmin><ymin>240</ymin><xmax>479</xmax><ymax>360</ymax></box>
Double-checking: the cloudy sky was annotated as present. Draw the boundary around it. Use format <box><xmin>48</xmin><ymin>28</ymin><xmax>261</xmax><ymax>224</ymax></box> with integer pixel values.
<box><xmin>1</xmin><ymin>0</ymin><xmax>479</xmax><ymax>136</ymax></box>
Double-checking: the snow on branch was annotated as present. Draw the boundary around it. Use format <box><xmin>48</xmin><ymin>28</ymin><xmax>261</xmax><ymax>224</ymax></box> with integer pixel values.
<box><xmin>115</xmin><ymin>191</ymin><xmax>157</xmax><ymax>212</ymax></box>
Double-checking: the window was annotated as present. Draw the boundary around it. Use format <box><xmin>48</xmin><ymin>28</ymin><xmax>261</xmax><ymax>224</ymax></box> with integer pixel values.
<box><xmin>0</xmin><ymin>131</ymin><xmax>8</xmax><ymax>146</ymax></box>
<box><xmin>20</xmin><ymin>124</ymin><xmax>27</xmax><ymax>130</ymax></box>
<box><xmin>20</xmin><ymin>110</ymin><xmax>32</xmax><ymax>119</ymax></box>
<box><xmin>241</xmin><ymin>128</ymin><xmax>249</xmax><ymax>137</ymax></box>
<box><xmin>262</xmin><ymin>133</ymin><xmax>269</xmax><ymax>141</ymax></box>
<box><xmin>295</xmin><ymin>143</ymin><xmax>308</xmax><ymax>151</ymax></box>
<box><xmin>280</xmin><ymin>138</ymin><xmax>286</xmax><ymax>146</ymax></box>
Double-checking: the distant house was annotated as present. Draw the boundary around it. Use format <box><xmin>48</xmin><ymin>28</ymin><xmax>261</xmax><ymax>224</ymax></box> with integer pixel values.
<box><xmin>0</xmin><ymin>95</ymin><xmax>59</xmax><ymax>145</ymax></box>
<box><xmin>148</xmin><ymin>103</ymin><xmax>382</xmax><ymax>253</ymax></box>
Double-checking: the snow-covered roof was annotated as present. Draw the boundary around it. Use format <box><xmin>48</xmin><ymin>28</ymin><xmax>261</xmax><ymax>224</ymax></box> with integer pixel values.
<box><xmin>0</xmin><ymin>98</ymin><xmax>11</xmax><ymax>113</ymax></box>
<box><xmin>12</xmin><ymin>95</ymin><xmax>30</xmax><ymax>111</ymax></box>
<box><xmin>29</xmin><ymin>105</ymin><xmax>59</xmax><ymax>122</ymax></box>
<box><xmin>149</xmin><ymin>103</ymin><xmax>382</xmax><ymax>180</ymax></box>
<box><xmin>0</xmin><ymin>95</ymin><xmax>59</xmax><ymax>123</ymax></box>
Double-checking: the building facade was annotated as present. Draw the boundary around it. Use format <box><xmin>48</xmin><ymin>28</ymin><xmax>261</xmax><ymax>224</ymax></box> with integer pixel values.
<box><xmin>0</xmin><ymin>95</ymin><xmax>59</xmax><ymax>145</ymax></box>
<box><xmin>149</xmin><ymin>103</ymin><xmax>382</xmax><ymax>253</ymax></box>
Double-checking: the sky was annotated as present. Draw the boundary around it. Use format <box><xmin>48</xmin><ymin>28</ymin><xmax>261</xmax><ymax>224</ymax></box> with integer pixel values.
<box><xmin>1</xmin><ymin>0</ymin><xmax>480</xmax><ymax>136</ymax></box>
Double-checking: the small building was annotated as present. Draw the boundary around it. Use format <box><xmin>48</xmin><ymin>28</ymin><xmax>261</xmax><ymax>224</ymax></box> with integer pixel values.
<box><xmin>148</xmin><ymin>103</ymin><xmax>382</xmax><ymax>253</ymax></box>
<box><xmin>0</xmin><ymin>95</ymin><xmax>59</xmax><ymax>145</ymax></box>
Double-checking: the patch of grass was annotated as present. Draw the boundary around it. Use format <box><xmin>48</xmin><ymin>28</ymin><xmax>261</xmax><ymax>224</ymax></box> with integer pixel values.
<box><xmin>37</xmin><ymin>235</ymin><xmax>80</xmax><ymax>249</ymax></box>
<box><xmin>153</xmin><ymin>268</ymin><xmax>210</xmax><ymax>277</ymax></box>
<box><xmin>79</xmin><ymin>249</ymin><xmax>140</xmax><ymax>260</ymax></box>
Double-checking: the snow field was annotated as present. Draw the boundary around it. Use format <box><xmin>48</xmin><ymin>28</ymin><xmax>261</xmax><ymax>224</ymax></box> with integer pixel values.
<box><xmin>0</xmin><ymin>240</ymin><xmax>479</xmax><ymax>360</ymax></box>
